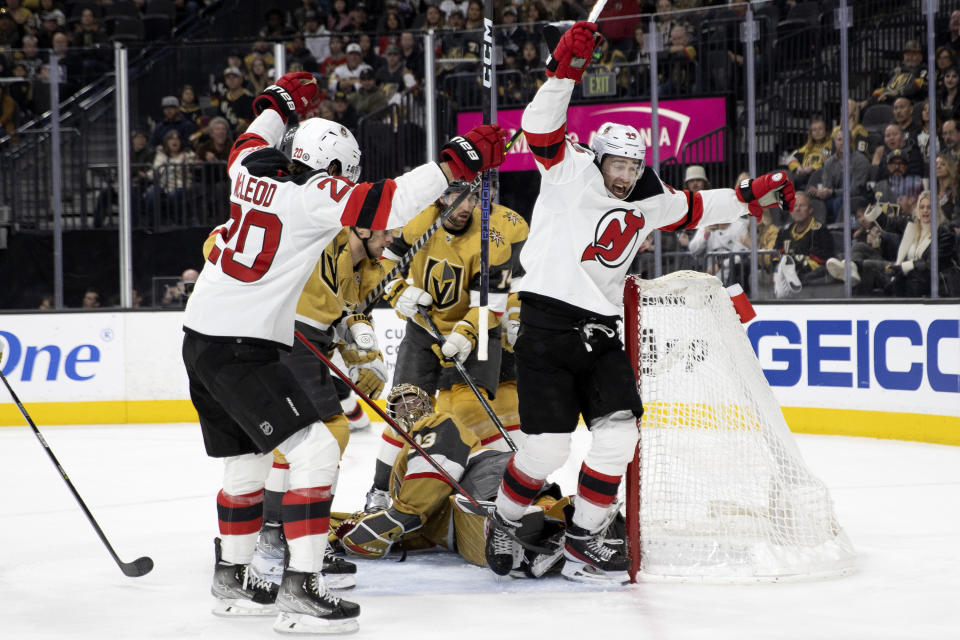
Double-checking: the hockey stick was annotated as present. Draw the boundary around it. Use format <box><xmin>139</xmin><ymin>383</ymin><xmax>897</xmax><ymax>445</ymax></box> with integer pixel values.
<box><xmin>0</xmin><ymin>358</ymin><xmax>154</xmax><ymax>578</ymax></box>
<box><xmin>478</xmin><ymin>0</ymin><xmax>498</xmax><ymax>362</ymax></box>
<box><xmin>359</xmin><ymin>130</ymin><xmax>524</xmax><ymax>315</ymax></box>
<box><xmin>294</xmin><ymin>330</ymin><xmax>483</xmax><ymax>507</ymax></box>
<box><xmin>416</xmin><ymin>308</ymin><xmax>517</xmax><ymax>452</ymax></box>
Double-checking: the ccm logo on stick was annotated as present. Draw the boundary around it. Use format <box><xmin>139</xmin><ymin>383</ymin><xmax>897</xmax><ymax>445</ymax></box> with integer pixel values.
<box><xmin>748</xmin><ymin>319</ymin><xmax>960</xmax><ymax>393</ymax></box>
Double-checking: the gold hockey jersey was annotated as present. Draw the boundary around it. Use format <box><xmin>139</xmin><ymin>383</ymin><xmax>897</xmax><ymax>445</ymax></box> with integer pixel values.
<box><xmin>382</xmin><ymin>203</ymin><xmax>523</xmax><ymax>334</ymax></box>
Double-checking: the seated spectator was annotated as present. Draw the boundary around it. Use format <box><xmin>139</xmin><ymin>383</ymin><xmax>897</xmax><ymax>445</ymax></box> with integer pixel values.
<box><xmin>287</xmin><ymin>35</ymin><xmax>319</xmax><ymax>73</ymax></box>
<box><xmin>321</xmin><ymin>35</ymin><xmax>347</xmax><ymax>76</ymax></box>
<box><xmin>686</xmin><ymin>219</ymin><xmax>751</xmax><ymax>288</ymax></box>
<box><xmin>412</xmin><ymin>3</ymin><xmax>445</xmax><ymax>31</ymax></box>
<box><xmin>259</xmin><ymin>8</ymin><xmax>293</xmax><ymax>39</ymax></box>
<box><xmin>514</xmin><ymin>40</ymin><xmax>545</xmax><ymax>102</ymax></box>
<box><xmin>348</xmin><ymin>68</ymin><xmax>388</xmax><ymax>117</ymax></box>
<box><xmin>375</xmin><ymin>44</ymin><xmax>417</xmax><ymax>94</ymax></box>
<box><xmin>892</xmin><ymin>97</ymin><xmax>921</xmax><ymax>142</ymax></box>
<box><xmin>350</xmin><ymin>3</ymin><xmax>375</xmax><ymax>32</ymax></box>
<box><xmin>329</xmin><ymin>42</ymin><xmax>372</xmax><ymax>93</ymax></box>
<box><xmin>292</xmin><ymin>0</ymin><xmax>321</xmax><ymax>29</ymax></box>
<box><xmin>81</xmin><ymin>288</ymin><xmax>101</xmax><ymax>309</ymax></box>
<box><xmin>94</xmin><ymin>130</ymin><xmax>153</xmax><ymax>228</ymax></box>
<box><xmin>8</xmin><ymin>61</ymin><xmax>36</xmax><ymax>116</ymax></box>
<box><xmin>843</xmin><ymin>99</ymin><xmax>872</xmax><ymax>158</ymax></box>
<box><xmin>193</xmin><ymin>115</ymin><xmax>233</xmax><ymax>163</ymax></box>
<box><xmin>149</xmin><ymin>95</ymin><xmax>198</xmax><ymax>149</ymax></box>
<box><xmin>464</xmin><ymin>0</ymin><xmax>483</xmax><ymax>30</ymax></box>
<box><xmin>14</xmin><ymin>35</ymin><xmax>45</xmax><ymax>79</ymax></box>
<box><xmin>331</xmin><ymin>90</ymin><xmax>359</xmax><ymax>131</ymax></box>
<box><xmin>540</xmin><ymin>0</ymin><xmax>586</xmax><ymax>21</ymax></box>
<box><xmin>145</xmin><ymin>129</ymin><xmax>196</xmax><ymax>227</ymax></box>
<box><xmin>872</xmin><ymin>124</ymin><xmax>925</xmax><ymax>182</ymax></box>
<box><xmin>936</xmin><ymin>66</ymin><xmax>960</xmax><ymax>123</ymax></box>
<box><xmin>934</xmin><ymin>46</ymin><xmax>957</xmax><ymax>89</ymax></box>
<box><xmin>358</xmin><ymin>33</ymin><xmax>382</xmax><ymax>70</ymax></box>
<box><xmin>72</xmin><ymin>8</ymin><xmax>107</xmax><ymax>47</ymax></box>
<box><xmin>659</xmin><ymin>23</ymin><xmax>696</xmax><ymax>96</ymax></box>
<box><xmin>377</xmin><ymin>10</ymin><xmax>404</xmax><ymax>55</ymax></box>
<box><xmin>36</xmin><ymin>8</ymin><xmax>66</xmax><ymax>49</ymax></box>
<box><xmin>161</xmin><ymin>269</ymin><xmax>199</xmax><ymax>308</ymax></box>
<box><xmin>787</xmin><ymin>118</ymin><xmax>832</xmax><ymax>191</ymax></box>
<box><xmin>916</xmin><ymin>100</ymin><xmax>932</xmax><ymax>163</ymax></box>
<box><xmin>179</xmin><ymin>84</ymin><xmax>202</xmax><ymax>126</ymax></box>
<box><xmin>936</xmin><ymin>9</ymin><xmax>960</xmax><ymax>52</ymax></box>
<box><xmin>935</xmin><ymin>153</ymin><xmax>959</xmax><ymax>223</ymax></box>
<box><xmin>942</xmin><ymin>119</ymin><xmax>960</xmax><ymax>164</ymax></box>
<box><xmin>755</xmin><ymin>209</ymin><xmax>781</xmax><ymax>271</ymax></box>
<box><xmin>887</xmin><ymin>191</ymin><xmax>956</xmax><ymax>296</ymax></box>
<box><xmin>42</xmin><ymin>31</ymin><xmax>84</xmax><ymax>93</ymax></box>
<box><xmin>772</xmin><ymin>191</ymin><xmax>834</xmax><ymax>284</ymax></box>
<box><xmin>874</xmin><ymin>149</ymin><xmax>925</xmax><ymax>210</ymax></box>
<box><xmin>626</xmin><ymin>22</ymin><xmax>651</xmax><ymax>95</ymax></box>
<box><xmin>864</xmin><ymin>40</ymin><xmax>928</xmax><ymax>106</ymax></box>
<box><xmin>809</xmin><ymin>127</ymin><xmax>872</xmax><ymax>223</ymax></box>
<box><xmin>302</xmin><ymin>10</ymin><xmax>331</xmax><ymax>63</ymax></box>
<box><xmin>439</xmin><ymin>0</ymin><xmax>469</xmax><ymax>18</ymax></box>
<box><xmin>398</xmin><ymin>30</ymin><xmax>424</xmax><ymax>82</ymax></box>
<box><xmin>683</xmin><ymin>165</ymin><xmax>710</xmax><ymax>192</ymax></box>
<box><xmin>211</xmin><ymin>66</ymin><xmax>254</xmax><ymax>135</ymax></box>
<box><xmin>0</xmin><ymin>8</ymin><xmax>22</xmax><ymax>50</ymax></box>
<box><xmin>826</xmin><ymin>199</ymin><xmax>903</xmax><ymax>292</ymax></box>
<box><xmin>328</xmin><ymin>0</ymin><xmax>354</xmax><ymax>32</ymax></box>
<box><xmin>243</xmin><ymin>41</ymin><xmax>274</xmax><ymax>74</ymax></box>
<box><xmin>655</xmin><ymin>0</ymin><xmax>684</xmax><ymax>42</ymax></box>
<box><xmin>519</xmin><ymin>2</ymin><xmax>546</xmax><ymax>46</ymax></box>
<box><xmin>245</xmin><ymin>54</ymin><xmax>272</xmax><ymax>95</ymax></box>
<box><xmin>316</xmin><ymin>99</ymin><xmax>336</xmax><ymax>121</ymax></box>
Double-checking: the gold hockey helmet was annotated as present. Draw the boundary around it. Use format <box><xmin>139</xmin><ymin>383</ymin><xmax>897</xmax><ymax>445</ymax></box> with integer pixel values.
<box><xmin>385</xmin><ymin>383</ymin><xmax>433</xmax><ymax>430</ymax></box>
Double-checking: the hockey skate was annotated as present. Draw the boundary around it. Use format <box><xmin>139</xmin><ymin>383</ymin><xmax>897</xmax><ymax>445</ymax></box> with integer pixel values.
<box><xmin>321</xmin><ymin>544</ymin><xmax>357</xmax><ymax>590</ymax></box>
<box><xmin>561</xmin><ymin>521</ymin><xmax>630</xmax><ymax>585</ymax></box>
<box><xmin>274</xmin><ymin>569</ymin><xmax>360</xmax><ymax>635</ymax></box>
<box><xmin>484</xmin><ymin>511</ymin><xmax>523</xmax><ymax>576</ymax></box>
<box><xmin>211</xmin><ymin>538</ymin><xmax>279</xmax><ymax>616</ymax></box>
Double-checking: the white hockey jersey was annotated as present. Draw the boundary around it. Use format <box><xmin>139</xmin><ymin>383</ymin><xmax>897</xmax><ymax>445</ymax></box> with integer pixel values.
<box><xmin>183</xmin><ymin>109</ymin><xmax>448</xmax><ymax>346</ymax></box>
<box><xmin>518</xmin><ymin>77</ymin><xmax>750</xmax><ymax>317</ymax></box>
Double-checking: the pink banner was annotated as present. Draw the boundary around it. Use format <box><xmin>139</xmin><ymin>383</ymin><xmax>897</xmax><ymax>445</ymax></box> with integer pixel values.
<box><xmin>457</xmin><ymin>97</ymin><xmax>727</xmax><ymax>172</ymax></box>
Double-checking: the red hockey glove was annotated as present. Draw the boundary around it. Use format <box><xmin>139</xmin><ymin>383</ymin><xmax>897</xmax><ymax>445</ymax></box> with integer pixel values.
<box><xmin>253</xmin><ymin>72</ymin><xmax>319</xmax><ymax>122</ymax></box>
<box><xmin>440</xmin><ymin>124</ymin><xmax>508</xmax><ymax>181</ymax></box>
<box><xmin>736</xmin><ymin>171</ymin><xmax>796</xmax><ymax>219</ymax></box>
<box><xmin>545</xmin><ymin>21</ymin><xmax>601</xmax><ymax>83</ymax></box>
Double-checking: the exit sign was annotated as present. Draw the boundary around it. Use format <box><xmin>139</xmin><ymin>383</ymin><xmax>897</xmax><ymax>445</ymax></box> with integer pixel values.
<box><xmin>582</xmin><ymin>71</ymin><xmax>617</xmax><ymax>97</ymax></box>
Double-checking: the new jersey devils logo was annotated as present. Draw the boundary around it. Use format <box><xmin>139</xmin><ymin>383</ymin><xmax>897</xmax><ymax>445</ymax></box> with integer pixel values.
<box><xmin>581</xmin><ymin>207</ymin><xmax>646</xmax><ymax>267</ymax></box>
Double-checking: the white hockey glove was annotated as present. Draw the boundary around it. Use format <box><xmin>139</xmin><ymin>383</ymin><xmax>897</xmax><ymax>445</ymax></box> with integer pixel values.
<box><xmin>431</xmin><ymin>319</ymin><xmax>478</xmax><ymax>367</ymax></box>
<box><xmin>384</xmin><ymin>278</ymin><xmax>433</xmax><ymax>319</ymax></box>
<box><xmin>501</xmin><ymin>294</ymin><xmax>521</xmax><ymax>353</ymax></box>
<box><xmin>342</xmin><ymin>313</ymin><xmax>378</xmax><ymax>351</ymax></box>
<box><xmin>349</xmin><ymin>353</ymin><xmax>388</xmax><ymax>399</ymax></box>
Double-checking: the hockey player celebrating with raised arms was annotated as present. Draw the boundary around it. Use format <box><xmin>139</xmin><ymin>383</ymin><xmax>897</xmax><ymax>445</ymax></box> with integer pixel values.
<box><xmin>181</xmin><ymin>70</ymin><xmax>507</xmax><ymax>634</ymax></box>
<box><xmin>484</xmin><ymin>22</ymin><xmax>795</xmax><ymax>585</ymax></box>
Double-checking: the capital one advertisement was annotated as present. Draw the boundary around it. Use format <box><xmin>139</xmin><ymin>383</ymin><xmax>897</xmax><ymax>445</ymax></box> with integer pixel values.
<box><xmin>457</xmin><ymin>97</ymin><xmax>727</xmax><ymax>171</ymax></box>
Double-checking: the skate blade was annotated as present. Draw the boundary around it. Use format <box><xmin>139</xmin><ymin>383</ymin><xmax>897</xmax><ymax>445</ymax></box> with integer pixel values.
<box><xmin>560</xmin><ymin>560</ymin><xmax>629</xmax><ymax>586</ymax></box>
<box><xmin>322</xmin><ymin>573</ymin><xmax>357</xmax><ymax>590</ymax></box>
<box><xmin>273</xmin><ymin>611</ymin><xmax>360</xmax><ymax>635</ymax></box>
<box><xmin>212</xmin><ymin>599</ymin><xmax>278</xmax><ymax>617</ymax></box>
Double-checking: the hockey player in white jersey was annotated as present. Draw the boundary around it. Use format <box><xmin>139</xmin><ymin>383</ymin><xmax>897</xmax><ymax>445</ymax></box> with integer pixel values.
<box><xmin>181</xmin><ymin>71</ymin><xmax>507</xmax><ymax>634</ymax></box>
<box><xmin>483</xmin><ymin>22</ymin><xmax>796</xmax><ymax>585</ymax></box>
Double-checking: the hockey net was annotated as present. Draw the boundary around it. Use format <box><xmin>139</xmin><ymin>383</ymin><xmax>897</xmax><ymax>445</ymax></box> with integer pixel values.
<box><xmin>623</xmin><ymin>271</ymin><xmax>856</xmax><ymax>583</ymax></box>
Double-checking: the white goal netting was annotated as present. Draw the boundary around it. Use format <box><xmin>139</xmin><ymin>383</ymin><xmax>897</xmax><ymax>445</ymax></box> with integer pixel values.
<box><xmin>623</xmin><ymin>271</ymin><xmax>856</xmax><ymax>582</ymax></box>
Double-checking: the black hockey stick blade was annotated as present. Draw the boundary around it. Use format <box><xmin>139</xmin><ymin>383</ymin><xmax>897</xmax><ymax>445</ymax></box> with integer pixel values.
<box><xmin>121</xmin><ymin>556</ymin><xmax>155</xmax><ymax>577</ymax></box>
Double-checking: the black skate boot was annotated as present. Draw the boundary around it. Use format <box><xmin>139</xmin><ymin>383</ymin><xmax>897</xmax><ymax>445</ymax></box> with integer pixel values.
<box><xmin>211</xmin><ymin>537</ymin><xmax>279</xmax><ymax>616</ymax></box>
<box><xmin>322</xmin><ymin>544</ymin><xmax>357</xmax><ymax>591</ymax></box>
<box><xmin>484</xmin><ymin>512</ymin><xmax>523</xmax><ymax>576</ymax></box>
<box><xmin>561</xmin><ymin>521</ymin><xmax>630</xmax><ymax>585</ymax></box>
<box><xmin>274</xmin><ymin>570</ymin><xmax>361</xmax><ymax>635</ymax></box>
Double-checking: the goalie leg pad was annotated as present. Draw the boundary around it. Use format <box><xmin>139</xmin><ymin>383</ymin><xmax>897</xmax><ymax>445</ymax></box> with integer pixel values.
<box><xmin>341</xmin><ymin>509</ymin><xmax>422</xmax><ymax>558</ymax></box>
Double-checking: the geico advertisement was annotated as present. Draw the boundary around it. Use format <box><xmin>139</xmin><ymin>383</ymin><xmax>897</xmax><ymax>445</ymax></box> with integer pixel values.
<box><xmin>747</xmin><ymin>304</ymin><xmax>960</xmax><ymax>416</ymax></box>
<box><xmin>0</xmin><ymin>313</ymin><xmax>125</xmax><ymax>401</ymax></box>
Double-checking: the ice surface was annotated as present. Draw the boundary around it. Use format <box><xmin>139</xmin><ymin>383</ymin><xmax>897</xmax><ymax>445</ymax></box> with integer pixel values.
<box><xmin>2</xmin><ymin>423</ymin><xmax>957</xmax><ymax>639</ymax></box>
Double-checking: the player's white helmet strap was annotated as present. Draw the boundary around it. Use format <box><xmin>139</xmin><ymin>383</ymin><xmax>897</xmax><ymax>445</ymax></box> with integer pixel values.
<box><xmin>291</xmin><ymin>117</ymin><xmax>362</xmax><ymax>182</ymax></box>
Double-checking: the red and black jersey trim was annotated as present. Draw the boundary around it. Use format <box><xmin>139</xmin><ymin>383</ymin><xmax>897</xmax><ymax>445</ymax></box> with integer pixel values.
<box><xmin>341</xmin><ymin>179</ymin><xmax>398</xmax><ymax>229</ymax></box>
<box><xmin>525</xmin><ymin>124</ymin><xmax>567</xmax><ymax>170</ymax></box>
<box><xmin>659</xmin><ymin>189</ymin><xmax>704</xmax><ymax>232</ymax></box>
<box><xmin>228</xmin><ymin>132</ymin><xmax>268</xmax><ymax>171</ymax></box>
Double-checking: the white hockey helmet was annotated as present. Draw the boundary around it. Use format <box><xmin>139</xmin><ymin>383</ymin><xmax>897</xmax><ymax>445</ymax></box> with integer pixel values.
<box><xmin>591</xmin><ymin>122</ymin><xmax>645</xmax><ymax>166</ymax></box>
<box><xmin>290</xmin><ymin>117</ymin><xmax>362</xmax><ymax>182</ymax></box>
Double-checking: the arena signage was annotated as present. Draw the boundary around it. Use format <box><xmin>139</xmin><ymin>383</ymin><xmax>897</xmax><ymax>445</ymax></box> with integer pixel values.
<box><xmin>458</xmin><ymin>96</ymin><xmax>728</xmax><ymax>171</ymax></box>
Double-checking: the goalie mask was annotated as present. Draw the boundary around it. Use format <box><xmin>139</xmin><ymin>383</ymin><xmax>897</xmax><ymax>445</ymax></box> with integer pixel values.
<box><xmin>386</xmin><ymin>383</ymin><xmax>433</xmax><ymax>431</ymax></box>
<box><xmin>290</xmin><ymin>117</ymin><xmax>362</xmax><ymax>182</ymax></box>
<box><xmin>591</xmin><ymin>122</ymin><xmax>645</xmax><ymax>200</ymax></box>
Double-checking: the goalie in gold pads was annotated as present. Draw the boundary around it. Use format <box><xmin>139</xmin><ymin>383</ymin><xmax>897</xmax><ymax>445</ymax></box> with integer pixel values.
<box><xmin>333</xmin><ymin>384</ymin><xmax>573</xmax><ymax>578</ymax></box>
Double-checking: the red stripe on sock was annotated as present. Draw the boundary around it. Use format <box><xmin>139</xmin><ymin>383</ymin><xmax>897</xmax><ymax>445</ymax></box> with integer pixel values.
<box><xmin>501</xmin><ymin>482</ymin><xmax>532</xmax><ymax>507</ymax></box>
<box><xmin>219</xmin><ymin>518</ymin><xmax>262</xmax><ymax>536</ymax></box>
<box><xmin>577</xmin><ymin>485</ymin><xmax>617</xmax><ymax>507</ymax></box>
<box><xmin>272</xmin><ymin>462</ymin><xmax>290</xmax><ymax>470</ymax></box>
<box><xmin>283</xmin><ymin>517</ymin><xmax>331</xmax><ymax>540</ymax></box>
<box><xmin>580</xmin><ymin>463</ymin><xmax>621</xmax><ymax>484</ymax></box>
<box><xmin>506</xmin><ymin>458</ymin><xmax>542</xmax><ymax>491</ymax></box>
<box><xmin>216</xmin><ymin>489</ymin><xmax>263</xmax><ymax>508</ymax></box>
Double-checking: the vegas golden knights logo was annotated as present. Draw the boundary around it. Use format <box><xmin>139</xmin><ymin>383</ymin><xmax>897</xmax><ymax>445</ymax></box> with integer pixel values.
<box><xmin>319</xmin><ymin>248</ymin><xmax>340</xmax><ymax>295</ymax></box>
<box><xmin>424</xmin><ymin>258</ymin><xmax>464</xmax><ymax>309</ymax></box>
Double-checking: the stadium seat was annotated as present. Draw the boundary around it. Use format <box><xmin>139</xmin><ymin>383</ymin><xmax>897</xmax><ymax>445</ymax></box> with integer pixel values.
<box><xmin>107</xmin><ymin>15</ymin><xmax>145</xmax><ymax>43</ymax></box>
